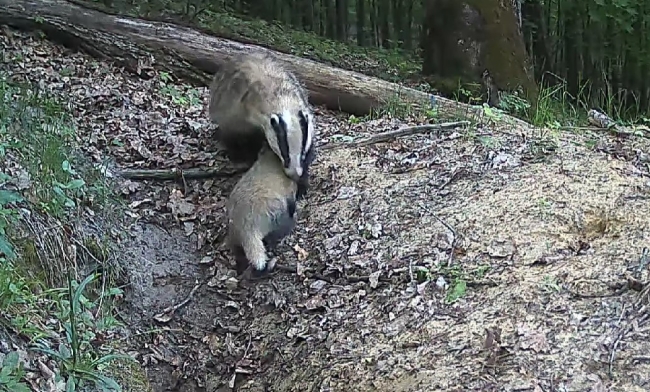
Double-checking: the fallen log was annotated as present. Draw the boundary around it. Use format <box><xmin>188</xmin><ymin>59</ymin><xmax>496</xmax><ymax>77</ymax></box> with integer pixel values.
<box><xmin>0</xmin><ymin>0</ymin><xmax>531</xmax><ymax>127</ymax></box>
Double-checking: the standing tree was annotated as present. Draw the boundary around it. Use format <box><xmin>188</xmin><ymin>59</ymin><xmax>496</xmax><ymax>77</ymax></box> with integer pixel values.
<box><xmin>421</xmin><ymin>0</ymin><xmax>537</xmax><ymax>105</ymax></box>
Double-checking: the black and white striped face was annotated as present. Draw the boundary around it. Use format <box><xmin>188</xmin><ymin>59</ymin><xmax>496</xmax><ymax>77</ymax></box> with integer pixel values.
<box><xmin>269</xmin><ymin>110</ymin><xmax>314</xmax><ymax>182</ymax></box>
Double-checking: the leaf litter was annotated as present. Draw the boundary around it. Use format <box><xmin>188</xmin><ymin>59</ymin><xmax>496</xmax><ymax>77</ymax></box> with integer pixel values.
<box><xmin>2</xmin><ymin>29</ymin><xmax>650</xmax><ymax>391</ymax></box>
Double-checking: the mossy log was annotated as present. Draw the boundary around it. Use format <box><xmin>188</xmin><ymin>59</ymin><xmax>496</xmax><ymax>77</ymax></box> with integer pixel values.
<box><xmin>0</xmin><ymin>0</ymin><xmax>530</xmax><ymax>127</ymax></box>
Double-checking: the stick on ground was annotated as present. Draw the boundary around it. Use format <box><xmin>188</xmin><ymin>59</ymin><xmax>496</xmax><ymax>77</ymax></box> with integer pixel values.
<box><xmin>119</xmin><ymin>121</ymin><xmax>470</xmax><ymax>181</ymax></box>
<box><xmin>321</xmin><ymin>120</ymin><xmax>471</xmax><ymax>150</ymax></box>
<box><xmin>119</xmin><ymin>167</ymin><xmax>246</xmax><ymax>181</ymax></box>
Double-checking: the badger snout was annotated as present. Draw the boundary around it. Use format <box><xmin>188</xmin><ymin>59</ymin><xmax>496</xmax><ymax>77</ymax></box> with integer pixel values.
<box><xmin>285</xmin><ymin>166</ymin><xmax>303</xmax><ymax>182</ymax></box>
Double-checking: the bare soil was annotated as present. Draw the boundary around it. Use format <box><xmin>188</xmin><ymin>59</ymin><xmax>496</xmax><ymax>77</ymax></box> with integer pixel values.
<box><xmin>3</xmin><ymin>30</ymin><xmax>650</xmax><ymax>392</ymax></box>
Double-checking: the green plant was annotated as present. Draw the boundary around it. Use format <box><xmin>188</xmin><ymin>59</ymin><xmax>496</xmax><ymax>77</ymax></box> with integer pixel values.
<box><xmin>0</xmin><ymin>74</ymin><xmax>128</xmax><ymax>391</ymax></box>
<box><xmin>0</xmin><ymin>351</ymin><xmax>30</xmax><ymax>392</ymax></box>
<box><xmin>541</xmin><ymin>275</ymin><xmax>561</xmax><ymax>293</ymax></box>
<box><xmin>0</xmin><ymin>190</ymin><xmax>23</xmax><ymax>259</ymax></box>
<box><xmin>498</xmin><ymin>92</ymin><xmax>531</xmax><ymax>118</ymax></box>
<box><xmin>0</xmin><ymin>76</ymin><xmax>97</xmax><ymax>217</ymax></box>
<box><xmin>437</xmin><ymin>265</ymin><xmax>468</xmax><ymax>303</ymax></box>
<box><xmin>446</xmin><ymin>278</ymin><xmax>467</xmax><ymax>303</ymax></box>
<box><xmin>35</xmin><ymin>273</ymin><xmax>129</xmax><ymax>391</ymax></box>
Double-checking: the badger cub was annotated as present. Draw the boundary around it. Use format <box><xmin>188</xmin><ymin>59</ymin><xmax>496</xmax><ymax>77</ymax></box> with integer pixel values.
<box><xmin>226</xmin><ymin>145</ymin><xmax>299</xmax><ymax>275</ymax></box>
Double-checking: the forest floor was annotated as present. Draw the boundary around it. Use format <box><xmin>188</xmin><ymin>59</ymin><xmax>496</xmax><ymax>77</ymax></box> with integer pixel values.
<box><xmin>2</xmin><ymin>29</ymin><xmax>650</xmax><ymax>392</ymax></box>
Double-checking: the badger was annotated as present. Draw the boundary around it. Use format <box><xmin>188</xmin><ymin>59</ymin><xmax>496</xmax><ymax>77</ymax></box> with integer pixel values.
<box><xmin>208</xmin><ymin>52</ymin><xmax>316</xmax><ymax>198</ymax></box>
<box><xmin>226</xmin><ymin>145</ymin><xmax>300</xmax><ymax>275</ymax></box>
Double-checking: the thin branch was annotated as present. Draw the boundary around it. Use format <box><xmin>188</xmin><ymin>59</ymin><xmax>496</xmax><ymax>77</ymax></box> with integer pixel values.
<box><xmin>119</xmin><ymin>121</ymin><xmax>470</xmax><ymax>181</ymax></box>
<box><xmin>418</xmin><ymin>203</ymin><xmax>461</xmax><ymax>267</ymax></box>
<box><xmin>119</xmin><ymin>167</ymin><xmax>246</xmax><ymax>181</ymax></box>
<box><xmin>153</xmin><ymin>278</ymin><xmax>204</xmax><ymax>323</ymax></box>
<box><xmin>321</xmin><ymin>120</ymin><xmax>471</xmax><ymax>150</ymax></box>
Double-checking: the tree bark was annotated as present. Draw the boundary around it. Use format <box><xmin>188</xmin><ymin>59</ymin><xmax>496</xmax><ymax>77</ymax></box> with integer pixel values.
<box><xmin>422</xmin><ymin>0</ymin><xmax>538</xmax><ymax>101</ymax></box>
<box><xmin>356</xmin><ymin>0</ymin><xmax>365</xmax><ymax>46</ymax></box>
<box><xmin>0</xmin><ymin>0</ymin><xmax>530</xmax><ymax>126</ymax></box>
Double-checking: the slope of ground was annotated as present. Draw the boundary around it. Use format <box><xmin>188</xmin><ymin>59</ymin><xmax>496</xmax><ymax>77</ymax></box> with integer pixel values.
<box><xmin>2</xmin><ymin>29</ymin><xmax>650</xmax><ymax>392</ymax></box>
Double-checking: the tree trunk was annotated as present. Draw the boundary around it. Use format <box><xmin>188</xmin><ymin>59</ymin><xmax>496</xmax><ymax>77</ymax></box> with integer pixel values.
<box><xmin>356</xmin><ymin>0</ymin><xmax>366</xmax><ymax>46</ymax></box>
<box><xmin>392</xmin><ymin>0</ymin><xmax>402</xmax><ymax>47</ymax></box>
<box><xmin>378</xmin><ymin>0</ymin><xmax>391</xmax><ymax>48</ymax></box>
<box><xmin>335</xmin><ymin>0</ymin><xmax>345</xmax><ymax>41</ymax></box>
<box><xmin>302</xmin><ymin>0</ymin><xmax>314</xmax><ymax>32</ymax></box>
<box><xmin>421</xmin><ymin>0</ymin><xmax>538</xmax><ymax>101</ymax></box>
<box><xmin>325</xmin><ymin>0</ymin><xmax>337</xmax><ymax>39</ymax></box>
<box><xmin>0</xmin><ymin>0</ymin><xmax>530</xmax><ymax>126</ymax></box>
<box><xmin>369</xmin><ymin>0</ymin><xmax>378</xmax><ymax>46</ymax></box>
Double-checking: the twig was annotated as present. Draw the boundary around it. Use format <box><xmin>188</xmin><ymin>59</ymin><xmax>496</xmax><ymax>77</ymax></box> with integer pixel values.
<box><xmin>119</xmin><ymin>167</ymin><xmax>246</xmax><ymax>181</ymax></box>
<box><xmin>418</xmin><ymin>203</ymin><xmax>460</xmax><ymax>267</ymax></box>
<box><xmin>118</xmin><ymin>122</ymin><xmax>469</xmax><ymax>182</ymax></box>
<box><xmin>153</xmin><ymin>279</ymin><xmax>204</xmax><ymax>322</ymax></box>
<box><xmin>321</xmin><ymin>121</ymin><xmax>470</xmax><ymax>151</ymax></box>
<box><xmin>636</xmin><ymin>247</ymin><xmax>649</xmax><ymax>275</ymax></box>
<box><xmin>608</xmin><ymin>307</ymin><xmax>650</xmax><ymax>376</ymax></box>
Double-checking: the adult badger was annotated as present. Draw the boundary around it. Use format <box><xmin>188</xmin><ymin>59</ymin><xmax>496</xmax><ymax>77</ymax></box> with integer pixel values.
<box><xmin>209</xmin><ymin>52</ymin><xmax>316</xmax><ymax>199</ymax></box>
<box><xmin>226</xmin><ymin>145</ymin><xmax>299</xmax><ymax>275</ymax></box>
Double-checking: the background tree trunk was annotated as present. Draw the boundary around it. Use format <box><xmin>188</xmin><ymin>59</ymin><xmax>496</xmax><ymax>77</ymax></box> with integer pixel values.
<box><xmin>421</xmin><ymin>0</ymin><xmax>538</xmax><ymax>102</ymax></box>
<box><xmin>356</xmin><ymin>0</ymin><xmax>365</xmax><ymax>46</ymax></box>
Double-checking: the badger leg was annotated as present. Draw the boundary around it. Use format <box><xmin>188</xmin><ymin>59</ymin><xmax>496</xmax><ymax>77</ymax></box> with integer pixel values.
<box><xmin>232</xmin><ymin>245</ymin><xmax>250</xmax><ymax>275</ymax></box>
<box><xmin>263</xmin><ymin>199</ymin><xmax>297</xmax><ymax>250</ymax></box>
<box><xmin>241</xmin><ymin>234</ymin><xmax>269</xmax><ymax>274</ymax></box>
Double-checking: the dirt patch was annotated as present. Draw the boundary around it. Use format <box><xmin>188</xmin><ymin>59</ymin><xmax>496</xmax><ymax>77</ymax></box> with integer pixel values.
<box><xmin>3</xmin><ymin>31</ymin><xmax>650</xmax><ymax>392</ymax></box>
<box><xmin>118</xmin><ymin>127</ymin><xmax>650</xmax><ymax>392</ymax></box>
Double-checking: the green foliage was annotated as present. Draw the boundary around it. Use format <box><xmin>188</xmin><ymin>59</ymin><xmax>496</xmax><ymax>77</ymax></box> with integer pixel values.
<box><xmin>0</xmin><ymin>76</ymin><xmax>109</xmax><ymax>217</ymax></box>
<box><xmin>35</xmin><ymin>274</ymin><xmax>128</xmax><ymax>391</ymax></box>
<box><xmin>0</xmin><ymin>190</ymin><xmax>23</xmax><ymax>259</ymax></box>
<box><xmin>82</xmin><ymin>0</ymin><xmax>650</xmax><ymax>124</ymax></box>
<box><xmin>0</xmin><ymin>75</ymin><xmax>128</xmax><ymax>391</ymax></box>
<box><xmin>446</xmin><ymin>278</ymin><xmax>467</xmax><ymax>304</ymax></box>
<box><xmin>524</xmin><ymin>0</ymin><xmax>650</xmax><ymax>120</ymax></box>
<box><xmin>411</xmin><ymin>261</ymin><xmax>491</xmax><ymax>304</ymax></box>
<box><xmin>158</xmin><ymin>72</ymin><xmax>201</xmax><ymax>107</ymax></box>
<box><xmin>525</xmin><ymin>76</ymin><xmax>587</xmax><ymax>128</ymax></box>
<box><xmin>0</xmin><ymin>351</ymin><xmax>30</xmax><ymax>392</ymax></box>
<box><xmin>498</xmin><ymin>92</ymin><xmax>531</xmax><ymax>118</ymax></box>
<box><xmin>83</xmin><ymin>0</ymin><xmax>420</xmax><ymax>84</ymax></box>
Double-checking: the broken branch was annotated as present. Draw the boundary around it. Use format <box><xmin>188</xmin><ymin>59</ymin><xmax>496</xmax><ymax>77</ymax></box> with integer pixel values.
<box><xmin>119</xmin><ymin>167</ymin><xmax>246</xmax><ymax>181</ymax></box>
<box><xmin>118</xmin><ymin>121</ymin><xmax>470</xmax><ymax>182</ymax></box>
<box><xmin>321</xmin><ymin>120</ymin><xmax>471</xmax><ymax>150</ymax></box>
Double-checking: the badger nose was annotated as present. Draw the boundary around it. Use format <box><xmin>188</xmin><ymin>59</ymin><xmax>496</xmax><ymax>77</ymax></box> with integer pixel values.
<box><xmin>287</xmin><ymin>167</ymin><xmax>303</xmax><ymax>182</ymax></box>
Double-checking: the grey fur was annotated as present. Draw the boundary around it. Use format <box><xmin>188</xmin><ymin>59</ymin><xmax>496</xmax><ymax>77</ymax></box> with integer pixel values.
<box><xmin>208</xmin><ymin>52</ymin><xmax>315</xmax><ymax>182</ymax></box>
<box><xmin>226</xmin><ymin>146</ymin><xmax>298</xmax><ymax>273</ymax></box>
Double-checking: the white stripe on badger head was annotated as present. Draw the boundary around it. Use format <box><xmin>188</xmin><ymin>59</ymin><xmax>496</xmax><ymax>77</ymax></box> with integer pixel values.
<box><xmin>280</xmin><ymin>108</ymin><xmax>303</xmax><ymax>178</ymax></box>
<box><xmin>292</xmin><ymin>152</ymin><xmax>303</xmax><ymax>176</ymax></box>
<box><xmin>304</xmin><ymin>111</ymin><xmax>314</xmax><ymax>153</ymax></box>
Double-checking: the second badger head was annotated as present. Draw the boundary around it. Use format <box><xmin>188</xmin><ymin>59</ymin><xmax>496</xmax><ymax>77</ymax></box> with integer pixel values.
<box><xmin>266</xmin><ymin>105</ymin><xmax>314</xmax><ymax>183</ymax></box>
